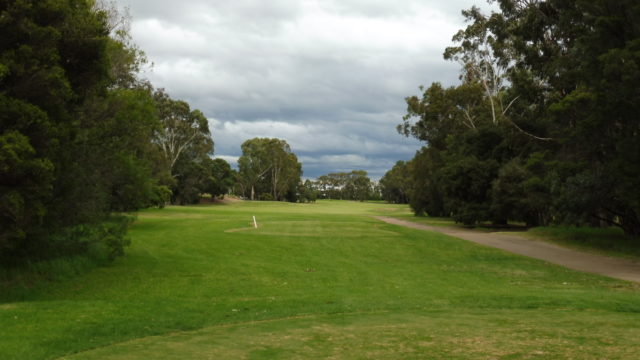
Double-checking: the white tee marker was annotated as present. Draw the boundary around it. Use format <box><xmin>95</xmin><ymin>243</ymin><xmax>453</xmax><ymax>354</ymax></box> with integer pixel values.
<box><xmin>253</xmin><ymin>216</ymin><xmax>258</xmax><ymax>229</ymax></box>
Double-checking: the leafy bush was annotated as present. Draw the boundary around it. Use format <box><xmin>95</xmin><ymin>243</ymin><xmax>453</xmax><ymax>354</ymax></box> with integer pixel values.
<box><xmin>0</xmin><ymin>216</ymin><xmax>134</xmax><ymax>299</ymax></box>
<box><xmin>153</xmin><ymin>185</ymin><xmax>172</xmax><ymax>208</ymax></box>
<box><xmin>259</xmin><ymin>193</ymin><xmax>274</xmax><ymax>201</ymax></box>
<box><xmin>2</xmin><ymin>215</ymin><xmax>134</xmax><ymax>267</ymax></box>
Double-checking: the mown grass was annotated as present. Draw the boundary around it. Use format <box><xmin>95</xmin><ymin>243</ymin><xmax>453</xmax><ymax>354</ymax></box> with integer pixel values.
<box><xmin>1</xmin><ymin>200</ymin><xmax>640</xmax><ymax>359</ymax></box>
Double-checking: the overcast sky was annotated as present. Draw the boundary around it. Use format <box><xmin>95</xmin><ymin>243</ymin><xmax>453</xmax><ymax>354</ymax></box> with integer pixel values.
<box><xmin>115</xmin><ymin>0</ymin><xmax>495</xmax><ymax>179</ymax></box>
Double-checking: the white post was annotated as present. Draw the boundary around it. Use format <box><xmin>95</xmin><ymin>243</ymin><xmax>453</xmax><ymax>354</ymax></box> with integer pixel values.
<box><xmin>253</xmin><ymin>216</ymin><xmax>258</xmax><ymax>229</ymax></box>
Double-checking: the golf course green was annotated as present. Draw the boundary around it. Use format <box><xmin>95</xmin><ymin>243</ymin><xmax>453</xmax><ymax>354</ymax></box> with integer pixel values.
<box><xmin>2</xmin><ymin>200</ymin><xmax>639</xmax><ymax>359</ymax></box>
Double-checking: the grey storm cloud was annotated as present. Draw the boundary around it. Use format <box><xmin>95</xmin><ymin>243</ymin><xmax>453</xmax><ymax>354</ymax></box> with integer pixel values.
<box><xmin>116</xmin><ymin>0</ymin><xmax>496</xmax><ymax>179</ymax></box>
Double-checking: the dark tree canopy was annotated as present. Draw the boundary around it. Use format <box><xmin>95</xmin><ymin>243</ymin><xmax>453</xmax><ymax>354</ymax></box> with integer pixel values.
<box><xmin>395</xmin><ymin>0</ymin><xmax>640</xmax><ymax>236</ymax></box>
<box><xmin>0</xmin><ymin>1</ymin><xmax>217</xmax><ymax>265</ymax></box>
<box><xmin>380</xmin><ymin>161</ymin><xmax>410</xmax><ymax>204</ymax></box>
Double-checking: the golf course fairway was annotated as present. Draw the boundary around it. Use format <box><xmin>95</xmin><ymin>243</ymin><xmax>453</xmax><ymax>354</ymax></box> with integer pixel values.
<box><xmin>2</xmin><ymin>200</ymin><xmax>639</xmax><ymax>359</ymax></box>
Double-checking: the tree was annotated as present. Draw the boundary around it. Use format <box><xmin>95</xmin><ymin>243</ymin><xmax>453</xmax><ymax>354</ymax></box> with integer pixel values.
<box><xmin>0</xmin><ymin>129</ymin><xmax>53</xmax><ymax>253</ymax></box>
<box><xmin>237</xmin><ymin>138</ymin><xmax>302</xmax><ymax>201</ymax></box>
<box><xmin>267</xmin><ymin>139</ymin><xmax>301</xmax><ymax>201</ymax></box>
<box><xmin>74</xmin><ymin>83</ymin><xmax>168</xmax><ymax>213</ymax></box>
<box><xmin>443</xmin><ymin>6</ymin><xmax>551</xmax><ymax>141</ymax></box>
<box><xmin>153</xmin><ymin>89</ymin><xmax>213</xmax><ymax>177</ymax></box>
<box><xmin>487</xmin><ymin>0</ymin><xmax>640</xmax><ymax>235</ymax></box>
<box><xmin>0</xmin><ymin>0</ymin><xmax>157</xmax><ymax>263</ymax></box>
<box><xmin>344</xmin><ymin>170</ymin><xmax>372</xmax><ymax>202</ymax></box>
<box><xmin>314</xmin><ymin>170</ymin><xmax>373</xmax><ymax>201</ymax></box>
<box><xmin>203</xmin><ymin>158</ymin><xmax>236</xmax><ymax>199</ymax></box>
<box><xmin>237</xmin><ymin>138</ymin><xmax>273</xmax><ymax>200</ymax></box>
<box><xmin>316</xmin><ymin>173</ymin><xmax>346</xmax><ymax>199</ymax></box>
<box><xmin>406</xmin><ymin>147</ymin><xmax>445</xmax><ymax>217</ymax></box>
<box><xmin>398</xmin><ymin>0</ymin><xmax>640</xmax><ymax>236</ymax></box>
<box><xmin>0</xmin><ymin>1</ymin><xmax>210</xmax><ymax>264</ymax></box>
<box><xmin>380</xmin><ymin>161</ymin><xmax>411</xmax><ymax>204</ymax></box>
<box><xmin>298</xmin><ymin>179</ymin><xmax>319</xmax><ymax>203</ymax></box>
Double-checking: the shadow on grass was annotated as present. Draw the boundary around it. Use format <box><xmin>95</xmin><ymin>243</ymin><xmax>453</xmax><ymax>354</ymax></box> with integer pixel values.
<box><xmin>526</xmin><ymin>226</ymin><xmax>640</xmax><ymax>259</ymax></box>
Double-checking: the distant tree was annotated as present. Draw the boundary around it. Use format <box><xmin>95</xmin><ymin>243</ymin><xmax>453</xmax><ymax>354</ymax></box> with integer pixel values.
<box><xmin>153</xmin><ymin>89</ymin><xmax>213</xmax><ymax>177</ymax></box>
<box><xmin>347</xmin><ymin>170</ymin><xmax>372</xmax><ymax>202</ymax></box>
<box><xmin>298</xmin><ymin>179</ymin><xmax>319</xmax><ymax>203</ymax></box>
<box><xmin>314</xmin><ymin>170</ymin><xmax>373</xmax><ymax>201</ymax></box>
<box><xmin>380</xmin><ymin>161</ymin><xmax>411</xmax><ymax>204</ymax></box>
<box><xmin>237</xmin><ymin>138</ymin><xmax>302</xmax><ymax>201</ymax></box>
<box><xmin>406</xmin><ymin>148</ymin><xmax>445</xmax><ymax>217</ymax></box>
<box><xmin>171</xmin><ymin>159</ymin><xmax>207</xmax><ymax>205</ymax></box>
<box><xmin>369</xmin><ymin>182</ymin><xmax>383</xmax><ymax>201</ymax></box>
<box><xmin>237</xmin><ymin>138</ymin><xmax>273</xmax><ymax>200</ymax></box>
<box><xmin>204</xmin><ymin>158</ymin><xmax>236</xmax><ymax>199</ymax></box>
<box><xmin>316</xmin><ymin>173</ymin><xmax>345</xmax><ymax>199</ymax></box>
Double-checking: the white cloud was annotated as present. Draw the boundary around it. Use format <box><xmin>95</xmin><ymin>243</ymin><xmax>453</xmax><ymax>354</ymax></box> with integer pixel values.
<box><xmin>117</xmin><ymin>0</ymin><xmax>496</xmax><ymax>177</ymax></box>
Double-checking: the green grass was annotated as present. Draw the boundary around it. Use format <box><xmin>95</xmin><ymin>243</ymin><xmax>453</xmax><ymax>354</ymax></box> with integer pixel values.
<box><xmin>376</xmin><ymin>207</ymin><xmax>510</xmax><ymax>230</ymax></box>
<box><xmin>525</xmin><ymin>225</ymin><xmax>640</xmax><ymax>259</ymax></box>
<box><xmin>384</xmin><ymin>208</ymin><xmax>640</xmax><ymax>260</ymax></box>
<box><xmin>1</xmin><ymin>200</ymin><xmax>640</xmax><ymax>359</ymax></box>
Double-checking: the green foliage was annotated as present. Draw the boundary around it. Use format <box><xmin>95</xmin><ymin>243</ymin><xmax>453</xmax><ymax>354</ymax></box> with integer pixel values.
<box><xmin>153</xmin><ymin>88</ymin><xmax>214</xmax><ymax>180</ymax></box>
<box><xmin>237</xmin><ymin>138</ymin><xmax>302</xmax><ymax>201</ymax></box>
<box><xmin>441</xmin><ymin>156</ymin><xmax>499</xmax><ymax>225</ymax></box>
<box><xmin>41</xmin><ymin>215</ymin><xmax>134</xmax><ymax>264</ymax></box>
<box><xmin>167</xmin><ymin>157</ymin><xmax>235</xmax><ymax>205</ymax></box>
<box><xmin>1</xmin><ymin>0</ymin><xmax>113</xmax><ymax>260</ymax></box>
<box><xmin>203</xmin><ymin>158</ymin><xmax>236</xmax><ymax>199</ymax></box>
<box><xmin>172</xmin><ymin>160</ymin><xmax>207</xmax><ymax>205</ymax></box>
<box><xmin>0</xmin><ymin>1</ymin><xmax>214</xmax><ymax>265</ymax></box>
<box><xmin>398</xmin><ymin>0</ymin><xmax>640</xmax><ymax>237</ymax></box>
<box><xmin>152</xmin><ymin>185</ymin><xmax>172</xmax><ymax>208</ymax></box>
<box><xmin>298</xmin><ymin>179</ymin><xmax>319</xmax><ymax>203</ymax></box>
<box><xmin>2</xmin><ymin>215</ymin><xmax>133</xmax><ymax>267</ymax></box>
<box><xmin>0</xmin><ymin>129</ymin><xmax>53</xmax><ymax>252</ymax></box>
<box><xmin>314</xmin><ymin>170</ymin><xmax>374</xmax><ymax>201</ymax></box>
<box><xmin>406</xmin><ymin>148</ymin><xmax>444</xmax><ymax>216</ymax></box>
<box><xmin>492</xmin><ymin>0</ymin><xmax>640</xmax><ymax>236</ymax></box>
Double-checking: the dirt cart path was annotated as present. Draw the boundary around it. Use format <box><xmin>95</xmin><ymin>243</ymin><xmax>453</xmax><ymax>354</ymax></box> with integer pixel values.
<box><xmin>374</xmin><ymin>216</ymin><xmax>640</xmax><ymax>283</ymax></box>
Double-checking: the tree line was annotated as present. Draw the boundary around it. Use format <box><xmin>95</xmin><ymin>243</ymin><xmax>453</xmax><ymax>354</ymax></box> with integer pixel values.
<box><xmin>381</xmin><ymin>0</ymin><xmax>640</xmax><ymax>237</ymax></box>
<box><xmin>313</xmin><ymin>171</ymin><xmax>380</xmax><ymax>201</ymax></box>
<box><xmin>0</xmin><ymin>1</ymin><xmax>237</xmax><ymax>266</ymax></box>
<box><xmin>232</xmin><ymin>140</ymin><xmax>381</xmax><ymax>203</ymax></box>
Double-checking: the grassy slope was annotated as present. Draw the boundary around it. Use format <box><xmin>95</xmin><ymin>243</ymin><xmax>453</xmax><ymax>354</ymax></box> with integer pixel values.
<box><xmin>1</xmin><ymin>200</ymin><xmax>639</xmax><ymax>359</ymax></box>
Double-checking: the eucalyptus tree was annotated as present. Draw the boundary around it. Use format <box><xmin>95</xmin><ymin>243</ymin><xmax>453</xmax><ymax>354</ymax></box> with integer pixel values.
<box><xmin>152</xmin><ymin>89</ymin><xmax>213</xmax><ymax>176</ymax></box>
<box><xmin>237</xmin><ymin>138</ymin><xmax>302</xmax><ymax>201</ymax></box>
<box><xmin>314</xmin><ymin>171</ymin><xmax>373</xmax><ymax>201</ymax></box>
<box><xmin>486</xmin><ymin>0</ymin><xmax>640</xmax><ymax>235</ymax></box>
<box><xmin>399</xmin><ymin>0</ymin><xmax>640</xmax><ymax>235</ymax></box>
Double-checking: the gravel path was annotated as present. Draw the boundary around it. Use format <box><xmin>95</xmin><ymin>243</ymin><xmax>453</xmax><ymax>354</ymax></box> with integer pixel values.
<box><xmin>374</xmin><ymin>216</ymin><xmax>640</xmax><ymax>283</ymax></box>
